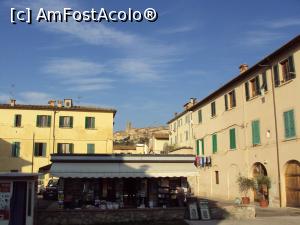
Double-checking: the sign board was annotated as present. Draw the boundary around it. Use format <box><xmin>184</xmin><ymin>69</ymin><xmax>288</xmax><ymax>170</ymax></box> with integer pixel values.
<box><xmin>188</xmin><ymin>202</ymin><xmax>199</xmax><ymax>220</ymax></box>
<box><xmin>0</xmin><ymin>183</ymin><xmax>11</xmax><ymax>221</ymax></box>
<box><xmin>198</xmin><ymin>200</ymin><xmax>211</xmax><ymax>220</ymax></box>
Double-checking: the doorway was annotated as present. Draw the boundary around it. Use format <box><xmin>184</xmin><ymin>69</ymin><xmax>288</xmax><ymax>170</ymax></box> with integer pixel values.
<box><xmin>252</xmin><ymin>162</ymin><xmax>268</xmax><ymax>202</ymax></box>
<box><xmin>285</xmin><ymin>160</ymin><xmax>300</xmax><ymax>207</ymax></box>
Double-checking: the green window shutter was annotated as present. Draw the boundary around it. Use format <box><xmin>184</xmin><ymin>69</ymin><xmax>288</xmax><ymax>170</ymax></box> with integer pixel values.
<box><xmin>224</xmin><ymin>94</ymin><xmax>228</xmax><ymax>111</ymax></box>
<box><xmin>42</xmin><ymin>143</ymin><xmax>47</xmax><ymax>157</ymax></box>
<box><xmin>59</xmin><ymin>116</ymin><xmax>63</xmax><ymax>127</ymax></box>
<box><xmin>47</xmin><ymin>116</ymin><xmax>52</xmax><ymax>127</ymax></box>
<box><xmin>36</xmin><ymin>115</ymin><xmax>40</xmax><ymax>127</ymax></box>
<box><xmin>201</xmin><ymin>139</ymin><xmax>204</xmax><ymax>155</ymax></box>
<box><xmin>288</xmin><ymin>55</ymin><xmax>296</xmax><ymax>79</ymax></box>
<box><xmin>34</xmin><ymin>143</ymin><xmax>38</xmax><ymax>156</ymax></box>
<box><xmin>70</xmin><ymin>144</ymin><xmax>74</xmax><ymax>154</ymax></box>
<box><xmin>70</xmin><ymin>117</ymin><xmax>73</xmax><ymax>128</ymax></box>
<box><xmin>15</xmin><ymin>142</ymin><xmax>20</xmax><ymax>157</ymax></box>
<box><xmin>87</xmin><ymin>144</ymin><xmax>95</xmax><ymax>154</ymax></box>
<box><xmin>284</xmin><ymin>110</ymin><xmax>296</xmax><ymax>138</ymax></box>
<box><xmin>196</xmin><ymin>140</ymin><xmax>200</xmax><ymax>155</ymax></box>
<box><xmin>85</xmin><ymin>117</ymin><xmax>88</xmax><ymax>128</ymax></box>
<box><xmin>245</xmin><ymin>82</ymin><xmax>250</xmax><ymax>101</ymax></box>
<box><xmin>212</xmin><ymin>134</ymin><xmax>217</xmax><ymax>153</ymax></box>
<box><xmin>252</xmin><ymin>120</ymin><xmax>261</xmax><ymax>145</ymax></box>
<box><xmin>273</xmin><ymin>64</ymin><xmax>280</xmax><ymax>87</ymax></box>
<box><xmin>262</xmin><ymin>72</ymin><xmax>268</xmax><ymax>91</ymax></box>
<box><xmin>255</xmin><ymin>76</ymin><xmax>261</xmax><ymax>95</ymax></box>
<box><xmin>92</xmin><ymin>117</ymin><xmax>95</xmax><ymax>128</ymax></box>
<box><xmin>232</xmin><ymin>90</ymin><xmax>236</xmax><ymax>107</ymax></box>
<box><xmin>230</xmin><ymin>128</ymin><xmax>236</xmax><ymax>149</ymax></box>
<box><xmin>198</xmin><ymin>110</ymin><xmax>202</xmax><ymax>123</ymax></box>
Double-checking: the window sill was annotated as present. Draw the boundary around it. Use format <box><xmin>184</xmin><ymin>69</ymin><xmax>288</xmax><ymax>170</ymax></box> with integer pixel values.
<box><xmin>13</xmin><ymin>126</ymin><xmax>23</xmax><ymax>128</ymax></box>
<box><xmin>282</xmin><ymin>137</ymin><xmax>297</xmax><ymax>142</ymax></box>
<box><xmin>59</xmin><ymin>127</ymin><xmax>73</xmax><ymax>129</ymax></box>
<box><xmin>226</xmin><ymin>106</ymin><xmax>236</xmax><ymax>112</ymax></box>
<box><xmin>211</xmin><ymin>115</ymin><xmax>217</xmax><ymax>119</ymax></box>
<box><xmin>85</xmin><ymin>128</ymin><xmax>97</xmax><ymax>130</ymax></box>
<box><xmin>34</xmin><ymin>156</ymin><xmax>47</xmax><ymax>158</ymax></box>
<box><xmin>276</xmin><ymin>78</ymin><xmax>294</xmax><ymax>88</ymax></box>
<box><xmin>36</xmin><ymin>126</ymin><xmax>51</xmax><ymax>128</ymax></box>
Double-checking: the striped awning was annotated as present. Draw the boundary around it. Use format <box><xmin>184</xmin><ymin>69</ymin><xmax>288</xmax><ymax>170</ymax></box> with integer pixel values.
<box><xmin>50</xmin><ymin>154</ymin><xmax>198</xmax><ymax>178</ymax></box>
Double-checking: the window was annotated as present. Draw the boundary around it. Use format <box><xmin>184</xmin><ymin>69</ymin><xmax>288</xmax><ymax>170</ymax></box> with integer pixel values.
<box><xmin>198</xmin><ymin>110</ymin><xmax>202</xmax><ymax>124</ymax></box>
<box><xmin>280</xmin><ymin>56</ymin><xmax>296</xmax><ymax>83</ymax></box>
<box><xmin>212</xmin><ymin>134</ymin><xmax>217</xmax><ymax>154</ymax></box>
<box><xmin>229</xmin><ymin>128</ymin><xmax>236</xmax><ymax>150</ymax></box>
<box><xmin>34</xmin><ymin>143</ymin><xmax>47</xmax><ymax>157</ymax></box>
<box><xmin>59</xmin><ymin>116</ymin><xmax>73</xmax><ymax>128</ymax></box>
<box><xmin>252</xmin><ymin>120</ymin><xmax>261</xmax><ymax>146</ymax></box>
<box><xmin>284</xmin><ymin>110</ymin><xmax>296</xmax><ymax>139</ymax></box>
<box><xmin>185</xmin><ymin>115</ymin><xmax>190</xmax><ymax>124</ymax></box>
<box><xmin>11</xmin><ymin>142</ymin><xmax>20</xmax><ymax>157</ymax></box>
<box><xmin>215</xmin><ymin>171</ymin><xmax>219</xmax><ymax>184</ymax></box>
<box><xmin>245</xmin><ymin>76</ymin><xmax>261</xmax><ymax>101</ymax></box>
<box><xmin>173</xmin><ymin>122</ymin><xmax>177</xmax><ymax>132</ymax></box>
<box><xmin>225</xmin><ymin>90</ymin><xmax>236</xmax><ymax>110</ymax></box>
<box><xmin>211</xmin><ymin>102</ymin><xmax>216</xmax><ymax>117</ymax></box>
<box><xmin>36</xmin><ymin>115</ymin><xmax>51</xmax><ymax>127</ymax></box>
<box><xmin>57</xmin><ymin>143</ymin><xmax>74</xmax><ymax>154</ymax></box>
<box><xmin>274</xmin><ymin>55</ymin><xmax>296</xmax><ymax>87</ymax></box>
<box><xmin>87</xmin><ymin>144</ymin><xmax>95</xmax><ymax>154</ymax></box>
<box><xmin>85</xmin><ymin>117</ymin><xmax>95</xmax><ymax>129</ymax></box>
<box><xmin>196</xmin><ymin>139</ymin><xmax>204</xmax><ymax>155</ymax></box>
<box><xmin>14</xmin><ymin>114</ymin><xmax>22</xmax><ymax>127</ymax></box>
<box><xmin>185</xmin><ymin>131</ymin><xmax>189</xmax><ymax>141</ymax></box>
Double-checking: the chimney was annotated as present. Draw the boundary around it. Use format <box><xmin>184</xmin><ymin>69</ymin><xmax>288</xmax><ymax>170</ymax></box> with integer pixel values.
<box><xmin>239</xmin><ymin>64</ymin><xmax>248</xmax><ymax>74</ymax></box>
<box><xmin>57</xmin><ymin>100</ymin><xmax>63</xmax><ymax>108</ymax></box>
<box><xmin>64</xmin><ymin>99</ymin><xmax>73</xmax><ymax>108</ymax></box>
<box><xmin>10</xmin><ymin>99</ymin><xmax>16</xmax><ymax>107</ymax></box>
<box><xmin>184</xmin><ymin>98</ymin><xmax>197</xmax><ymax>110</ymax></box>
<box><xmin>48</xmin><ymin>100</ymin><xmax>56</xmax><ymax>107</ymax></box>
<box><xmin>174</xmin><ymin>112</ymin><xmax>178</xmax><ymax>117</ymax></box>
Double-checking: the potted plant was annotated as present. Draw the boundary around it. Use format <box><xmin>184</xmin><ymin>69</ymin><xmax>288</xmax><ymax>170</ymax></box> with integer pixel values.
<box><xmin>237</xmin><ymin>175</ymin><xmax>255</xmax><ymax>204</ymax></box>
<box><xmin>255</xmin><ymin>175</ymin><xmax>271</xmax><ymax>207</ymax></box>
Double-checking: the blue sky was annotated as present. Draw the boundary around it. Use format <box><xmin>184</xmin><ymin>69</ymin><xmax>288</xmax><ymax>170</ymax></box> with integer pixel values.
<box><xmin>0</xmin><ymin>0</ymin><xmax>299</xmax><ymax>131</ymax></box>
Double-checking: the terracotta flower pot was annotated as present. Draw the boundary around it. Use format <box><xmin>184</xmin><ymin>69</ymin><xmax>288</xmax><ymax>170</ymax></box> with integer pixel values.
<box><xmin>242</xmin><ymin>197</ymin><xmax>250</xmax><ymax>204</ymax></box>
<box><xmin>259</xmin><ymin>199</ymin><xmax>268</xmax><ymax>208</ymax></box>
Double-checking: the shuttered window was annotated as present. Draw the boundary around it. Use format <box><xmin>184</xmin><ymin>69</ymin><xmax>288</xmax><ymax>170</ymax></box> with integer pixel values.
<box><xmin>59</xmin><ymin>116</ymin><xmax>73</xmax><ymax>128</ymax></box>
<box><xmin>252</xmin><ymin>120</ymin><xmax>261</xmax><ymax>146</ymax></box>
<box><xmin>11</xmin><ymin>142</ymin><xmax>20</xmax><ymax>157</ymax></box>
<box><xmin>57</xmin><ymin>143</ymin><xmax>74</xmax><ymax>154</ymax></box>
<box><xmin>14</xmin><ymin>114</ymin><xmax>22</xmax><ymax>127</ymax></box>
<box><xmin>273</xmin><ymin>64</ymin><xmax>280</xmax><ymax>87</ymax></box>
<box><xmin>36</xmin><ymin>115</ymin><xmax>51</xmax><ymax>127</ymax></box>
<box><xmin>245</xmin><ymin>82</ymin><xmax>250</xmax><ymax>101</ymax></box>
<box><xmin>224</xmin><ymin>94</ymin><xmax>228</xmax><ymax>111</ymax></box>
<box><xmin>211</xmin><ymin>102</ymin><xmax>216</xmax><ymax>117</ymax></box>
<box><xmin>212</xmin><ymin>134</ymin><xmax>217</xmax><ymax>154</ymax></box>
<box><xmin>288</xmin><ymin>55</ymin><xmax>296</xmax><ymax>79</ymax></box>
<box><xmin>229</xmin><ymin>128</ymin><xmax>236</xmax><ymax>150</ymax></box>
<box><xmin>87</xmin><ymin>144</ymin><xmax>95</xmax><ymax>154</ymax></box>
<box><xmin>34</xmin><ymin>143</ymin><xmax>47</xmax><ymax>157</ymax></box>
<box><xmin>196</xmin><ymin>139</ymin><xmax>204</xmax><ymax>155</ymax></box>
<box><xmin>284</xmin><ymin>110</ymin><xmax>296</xmax><ymax>139</ymax></box>
<box><xmin>85</xmin><ymin>117</ymin><xmax>95</xmax><ymax>129</ymax></box>
<box><xmin>198</xmin><ymin>110</ymin><xmax>202</xmax><ymax>124</ymax></box>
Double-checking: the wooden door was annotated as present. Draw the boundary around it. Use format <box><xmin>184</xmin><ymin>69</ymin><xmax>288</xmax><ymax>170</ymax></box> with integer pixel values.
<box><xmin>285</xmin><ymin>161</ymin><xmax>300</xmax><ymax>207</ymax></box>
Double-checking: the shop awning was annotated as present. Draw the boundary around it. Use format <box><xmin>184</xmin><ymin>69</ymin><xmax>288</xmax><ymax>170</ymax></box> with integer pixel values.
<box><xmin>50</xmin><ymin>154</ymin><xmax>198</xmax><ymax>178</ymax></box>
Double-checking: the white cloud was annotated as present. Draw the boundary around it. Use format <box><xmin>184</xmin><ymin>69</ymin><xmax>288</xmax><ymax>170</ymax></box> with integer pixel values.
<box><xmin>262</xmin><ymin>18</ymin><xmax>300</xmax><ymax>29</ymax></box>
<box><xmin>158</xmin><ymin>25</ymin><xmax>195</xmax><ymax>34</ymax></box>
<box><xmin>0</xmin><ymin>94</ymin><xmax>10</xmax><ymax>103</ymax></box>
<box><xmin>19</xmin><ymin>91</ymin><xmax>54</xmax><ymax>104</ymax></box>
<box><xmin>240</xmin><ymin>31</ymin><xmax>285</xmax><ymax>46</ymax></box>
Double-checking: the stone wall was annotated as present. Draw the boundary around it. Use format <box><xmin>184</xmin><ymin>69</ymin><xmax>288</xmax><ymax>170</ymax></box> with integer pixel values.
<box><xmin>35</xmin><ymin>208</ymin><xmax>186</xmax><ymax>225</ymax></box>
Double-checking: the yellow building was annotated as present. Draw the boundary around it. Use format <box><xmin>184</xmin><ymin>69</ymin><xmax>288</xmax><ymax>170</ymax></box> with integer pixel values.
<box><xmin>0</xmin><ymin>99</ymin><xmax>116</xmax><ymax>183</ymax></box>
<box><xmin>167</xmin><ymin>35</ymin><xmax>300</xmax><ymax>207</ymax></box>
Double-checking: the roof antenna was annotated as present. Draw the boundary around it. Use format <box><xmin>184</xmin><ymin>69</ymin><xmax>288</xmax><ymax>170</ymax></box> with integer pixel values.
<box><xmin>9</xmin><ymin>84</ymin><xmax>15</xmax><ymax>100</ymax></box>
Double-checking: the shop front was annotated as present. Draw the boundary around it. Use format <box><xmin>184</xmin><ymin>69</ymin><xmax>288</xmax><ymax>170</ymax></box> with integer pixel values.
<box><xmin>49</xmin><ymin>154</ymin><xmax>198</xmax><ymax>210</ymax></box>
<box><xmin>0</xmin><ymin>173</ymin><xmax>38</xmax><ymax>225</ymax></box>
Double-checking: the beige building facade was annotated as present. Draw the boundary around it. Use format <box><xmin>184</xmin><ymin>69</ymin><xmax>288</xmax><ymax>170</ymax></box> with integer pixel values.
<box><xmin>168</xmin><ymin>35</ymin><xmax>300</xmax><ymax>207</ymax></box>
<box><xmin>0</xmin><ymin>99</ymin><xmax>116</xmax><ymax>183</ymax></box>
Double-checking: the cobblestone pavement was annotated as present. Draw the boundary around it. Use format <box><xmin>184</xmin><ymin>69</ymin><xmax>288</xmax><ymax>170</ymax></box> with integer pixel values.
<box><xmin>185</xmin><ymin>216</ymin><xmax>300</xmax><ymax>225</ymax></box>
